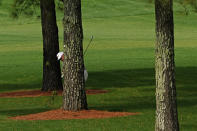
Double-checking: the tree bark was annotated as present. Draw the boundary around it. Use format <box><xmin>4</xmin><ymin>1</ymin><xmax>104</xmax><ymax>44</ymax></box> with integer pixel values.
<box><xmin>62</xmin><ymin>0</ymin><xmax>88</xmax><ymax>111</ymax></box>
<box><xmin>40</xmin><ymin>0</ymin><xmax>63</xmax><ymax>91</ymax></box>
<box><xmin>155</xmin><ymin>0</ymin><xmax>179</xmax><ymax>131</ymax></box>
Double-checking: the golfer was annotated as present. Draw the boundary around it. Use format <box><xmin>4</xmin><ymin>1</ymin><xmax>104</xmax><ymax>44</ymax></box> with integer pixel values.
<box><xmin>57</xmin><ymin>52</ymin><xmax>88</xmax><ymax>82</ymax></box>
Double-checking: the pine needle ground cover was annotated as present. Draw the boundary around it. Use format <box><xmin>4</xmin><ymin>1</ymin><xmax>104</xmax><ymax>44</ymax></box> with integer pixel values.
<box><xmin>0</xmin><ymin>0</ymin><xmax>197</xmax><ymax>130</ymax></box>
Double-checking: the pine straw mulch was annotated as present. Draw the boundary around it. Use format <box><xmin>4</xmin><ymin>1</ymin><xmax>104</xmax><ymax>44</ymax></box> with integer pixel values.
<box><xmin>0</xmin><ymin>89</ymin><xmax>140</xmax><ymax>120</ymax></box>
<box><xmin>10</xmin><ymin>109</ymin><xmax>140</xmax><ymax>120</ymax></box>
<box><xmin>0</xmin><ymin>89</ymin><xmax>108</xmax><ymax>98</ymax></box>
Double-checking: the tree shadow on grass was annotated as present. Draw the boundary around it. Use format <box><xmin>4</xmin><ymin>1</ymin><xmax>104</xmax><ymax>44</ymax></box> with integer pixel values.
<box><xmin>87</xmin><ymin>68</ymin><xmax>155</xmax><ymax>89</ymax></box>
<box><xmin>87</xmin><ymin>67</ymin><xmax>197</xmax><ymax>111</ymax></box>
<box><xmin>86</xmin><ymin>67</ymin><xmax>197</xmax><ymax>89</ymax></box>
<box><xmin>89</xmin><ymin>96</ymin><xmax>156</xmax><ymax>112</ymax></box>
<box><xmin>0</xmin><ymin>67</ymin><xmax>196</xmax><ymax>114</ymax></box>
<box><xmin>0</xmin><ymin>83</ymin><xmax>41</xmax><ymax>92</ymax></box>
<box><xmin>0</xmin><ymin>108</ymin><xmax>49</xmax><ymax>117</ymax></box>
<box><xmin>1</xmin><ymin>67</ymin><xmax>196</xmax><ymax>92</ymax></box>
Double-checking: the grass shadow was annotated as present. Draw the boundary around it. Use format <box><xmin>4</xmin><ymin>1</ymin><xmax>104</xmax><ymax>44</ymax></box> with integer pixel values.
<box><xmin>0</xmin><ymin>67</ymin><xmax>196</xmax><ymax>113</ymax></box>
<box><xmin>0</xmin><ymin>108</ymin><xmax>49</xmax><ymax>117</ymax></box>
<box><xmin>87</xmin><ymin>67</ymin><xmax>197</xmax><ymax>111</ymax></box>
<box><xmin>87</xmin><ymin>68</ymin><xmax>155</xmax><ymax>89</ymax></box>
<box><xmin>0</xmin><ymin>83</ymin><xmax>41</xmax><ymax>92</ymax></box>
<box><xmin>87</xmin><ymin>67</ymin><xmax>197</xmax><ymax>89</ymax></box>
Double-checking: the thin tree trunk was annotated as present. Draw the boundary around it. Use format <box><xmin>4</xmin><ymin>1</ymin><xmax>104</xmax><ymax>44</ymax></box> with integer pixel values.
<box><xmin>40</xmin><ymin>0</ymin><xmax>63</xmax><ymax>91</ymax></box>
<box><xmin>155</xmin><ymin>0</ymin><xmax>179</xmax><ymax>131</ymax></box>
<box><xmin>62</xmin><ymin>0</ymin><xmax>88</xmax><ymax>111</ymax></box>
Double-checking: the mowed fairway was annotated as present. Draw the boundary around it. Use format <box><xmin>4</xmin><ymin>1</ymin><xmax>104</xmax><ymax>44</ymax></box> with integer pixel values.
<box><xmin>0</xmin><ymin>0</ymin><xmax>197</xmax><ymax>130</ymax></box>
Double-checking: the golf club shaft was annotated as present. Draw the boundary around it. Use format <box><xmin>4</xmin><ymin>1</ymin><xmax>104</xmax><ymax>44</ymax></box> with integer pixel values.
<box><xmin>84</xmin><ymin>35</ymin><xmax>93</xmax><ymax>56</ymax></box>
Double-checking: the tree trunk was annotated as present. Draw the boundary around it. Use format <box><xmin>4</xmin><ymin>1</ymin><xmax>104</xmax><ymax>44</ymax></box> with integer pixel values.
<box><xmin>40</xmin><ymin>0</ymin><xmax>63</xmax><ymax>91</ymax></box>
<box><xmin>155</xmin><ymin>0</ymin><xmax>179</xmax><ymax>131</ymax></box>
<box><xmin>62</xmin><ymin>0</ymin><xmax>88</xmax><ymax>111</ymax></box>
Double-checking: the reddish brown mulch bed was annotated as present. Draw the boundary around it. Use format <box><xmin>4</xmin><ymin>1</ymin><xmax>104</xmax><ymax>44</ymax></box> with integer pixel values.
<box><xmin>10</xmin><ymin>109</ymin><xmax>139</xmax><ymax>120</ymax></box>
<box><xmin>0</xmin><ymin>89</ymin><xmax>108</xmax><ymax>98</ymax></box>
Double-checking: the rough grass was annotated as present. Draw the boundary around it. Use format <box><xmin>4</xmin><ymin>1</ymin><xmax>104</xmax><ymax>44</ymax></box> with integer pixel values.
<box><xmin>0</xmin><ymin>0</ymin><xmax>197</xmax><ymax>130</ymax></box>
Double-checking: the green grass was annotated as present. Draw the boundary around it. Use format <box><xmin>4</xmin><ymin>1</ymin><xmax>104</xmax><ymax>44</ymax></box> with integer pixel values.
<box><xmin>0</xmin><ymin>0</ymin><xmax>197</xmax><ymax>130</ymax></box>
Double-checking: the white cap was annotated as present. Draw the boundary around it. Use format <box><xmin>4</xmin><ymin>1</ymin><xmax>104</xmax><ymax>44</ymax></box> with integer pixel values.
<box><xmin>57</xmin><ymin>52</ymin><xmax>64</xmax><ymax>60</ymax></box>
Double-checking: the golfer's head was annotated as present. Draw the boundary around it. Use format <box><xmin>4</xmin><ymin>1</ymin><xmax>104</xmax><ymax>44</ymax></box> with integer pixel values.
<box><xmin>57</xmin><ymin>52</ymin><xmax>64</xmax><ymax>61</ymax></box>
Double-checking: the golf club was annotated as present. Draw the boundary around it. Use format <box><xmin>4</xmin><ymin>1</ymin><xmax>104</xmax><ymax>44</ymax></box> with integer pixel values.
<box><xmin>84</xmin><ymin>35</ymin><xmax>94</xmax><ymax>57</ymax></box>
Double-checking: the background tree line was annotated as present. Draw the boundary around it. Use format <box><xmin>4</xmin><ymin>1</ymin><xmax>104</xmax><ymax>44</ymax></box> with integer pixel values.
<box><xmin>149</xmin><ymin>0</ymin><xmax>197</xmax><ymax>15</ymax></box>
